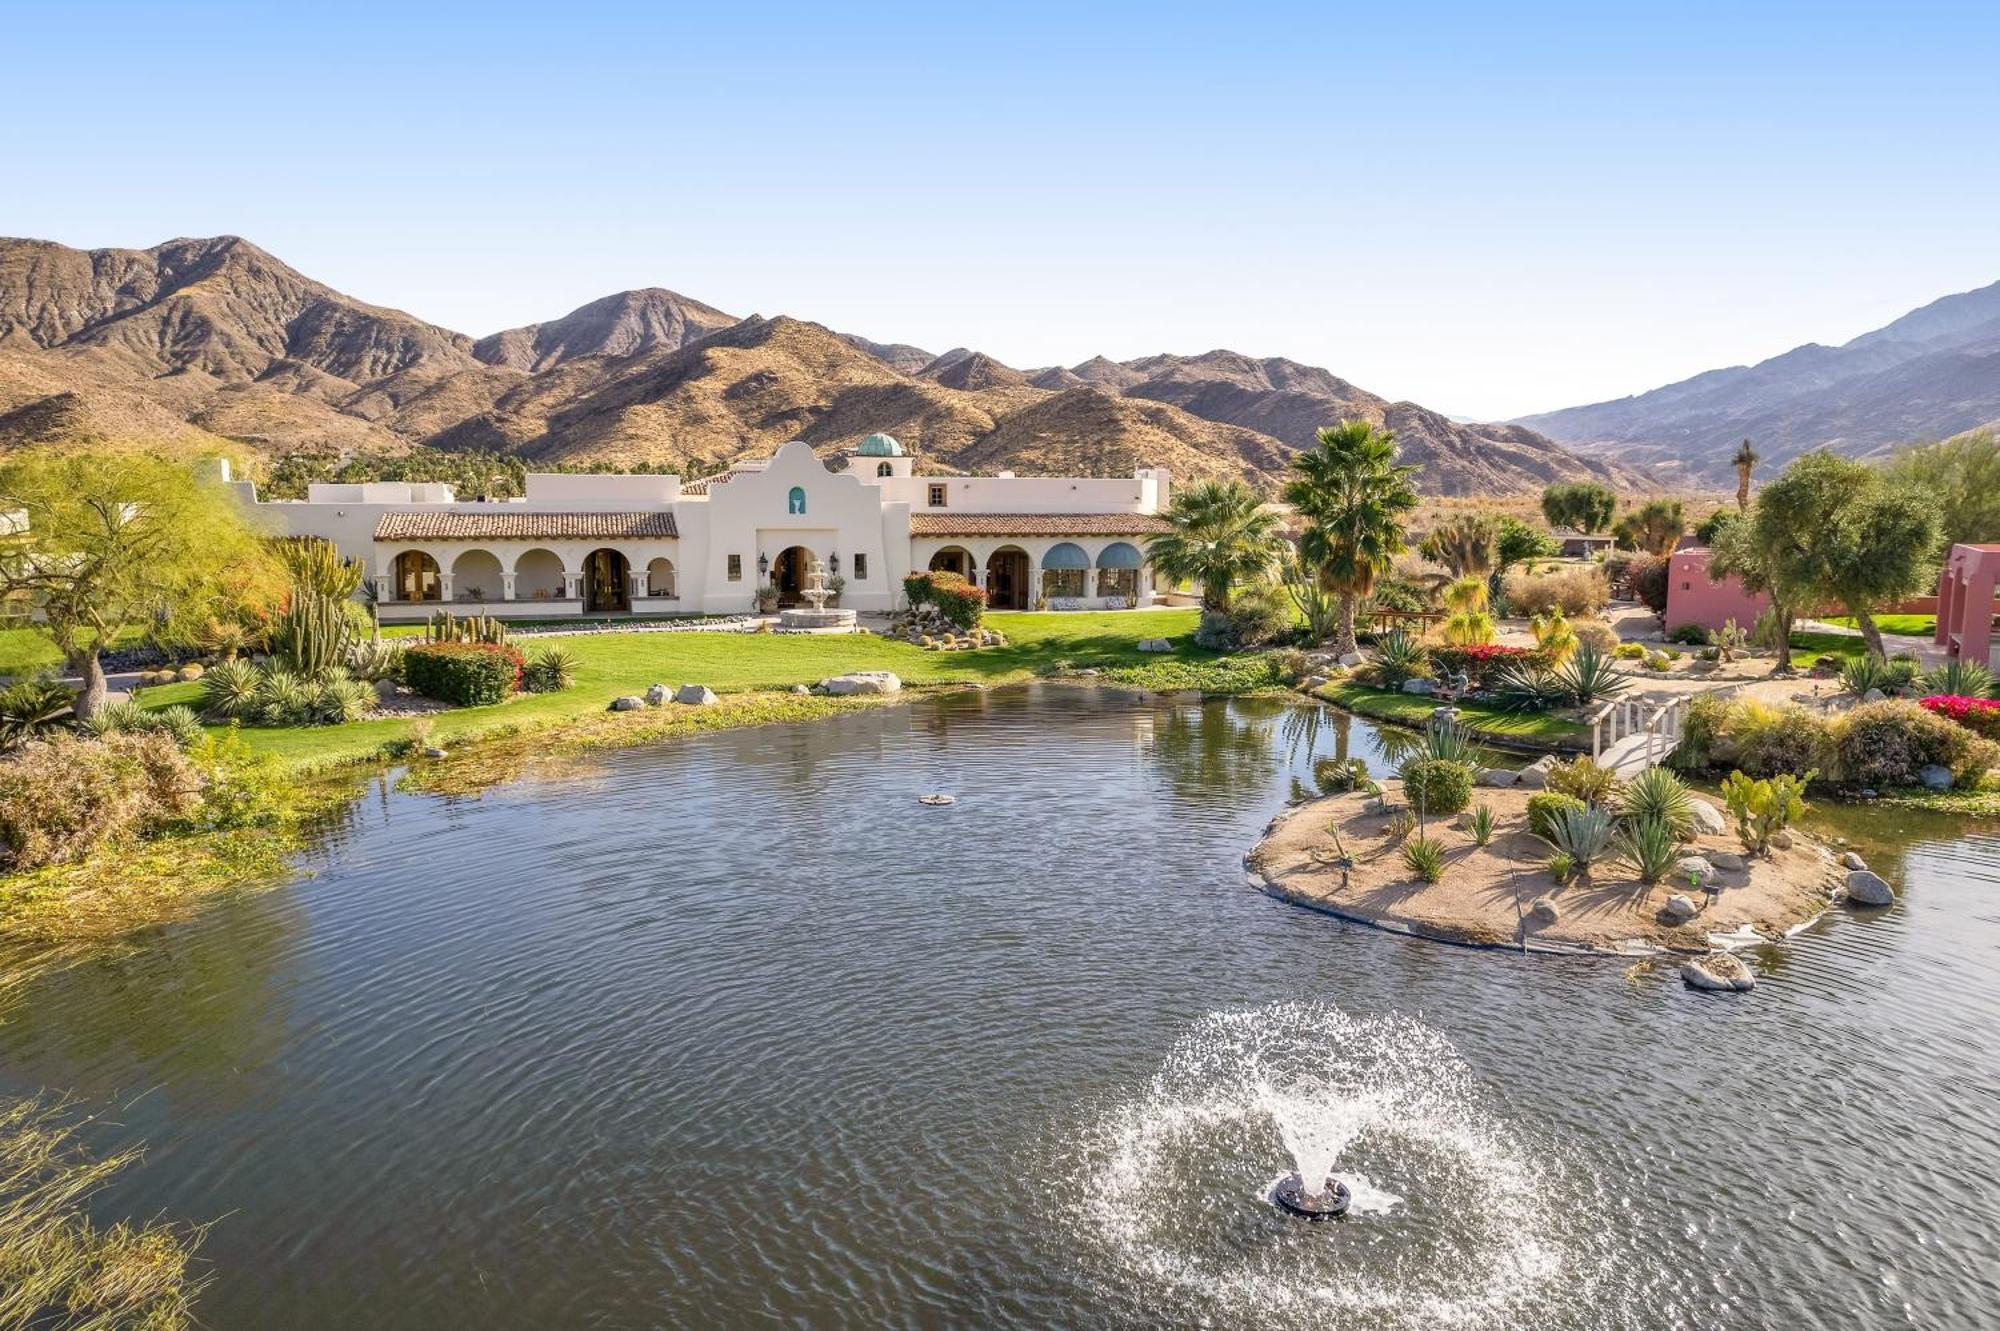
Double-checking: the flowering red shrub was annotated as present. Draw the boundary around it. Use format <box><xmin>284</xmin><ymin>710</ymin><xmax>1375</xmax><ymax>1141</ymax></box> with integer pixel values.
<box><xmin>1919</xmin><ymin>694</ymin><xmax>2000</xmax><ymax>740</ymax></box>
<box><xmin>902</xmin><ymin>571</ymin><xmax>987</xmax><ymax>628</ymax></box>
<box><xmin>1430</xmin><ymin>643</ymin><xmax>1549</xmax><ymax>683</ymax></box>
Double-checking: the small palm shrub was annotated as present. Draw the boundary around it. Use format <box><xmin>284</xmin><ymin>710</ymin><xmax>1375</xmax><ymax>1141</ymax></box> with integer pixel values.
<box><xmin>1372</xmin><ymin>631</ymin><xmax>1430</xmax><ymax>689</ymax></box>
<box><xmin>200</xmin><ymin>616</ymin><xmax>251</xmax><ymax>660</ymax></box>
<box><xmin>522</xmin><ymin>645</ymin><xmax>580</xmax><ymax>694</ymax></box>
<box><xmin>1720</xmin><ymin>770</ymin><xmax>1812</xmax><ymax>855</ymax></box>
<box><xmin>1618</xmin><ymin>766</ymin><xmax>1697</xmax><ymax>839</ymax></box>
<box><xmin>0</xmin><ymin>676</ymin><xmax>74</xmax><ymax>750</ymax></box>
<box><xmin>1539</xmin><ymin>804</ymin><xmax>1616</xmax><ymax>877</ymax></box>
<box><xmin>1556</xmin><ymin>644</ymin><xmax>1628</xmax><ymax>705</ymax></box>
<box><xmin>1314</xmin><ymin>756</ymin><xmax>1370</xmax><ymax>794</ymax></box>
<box><xmin>1526</xmin><ymin>791</ymin><xmax>1587</xmax><ymax>842</ymax></box>
<box><xmin>1921</xmin><ymin>658</ymin><xmax>1995</xmax><ymax>700</ymax></box>
<box><xmin>1399</xmin><ymin>757</ymin><xmax>1474</xmax><ymax>816</ymax></box>
<box><xmin>1464</xmin><ymin>803</ymin><xmax>1496</xmax><ymax>846</ymax></box>
<box><xmin>1546</xmin><ymin>756</ymin><xmax>1621</xmax><ymax>806</ymax></box>
<box><xmin>1402</xmin><ymin>835</ymin><xmax>1446</xmax><ymax>883</ymax></box>
<box><xmin>1616</xmin><ymin>814</ymin><xmax>1681</xmax><ymax>884</ymax></box>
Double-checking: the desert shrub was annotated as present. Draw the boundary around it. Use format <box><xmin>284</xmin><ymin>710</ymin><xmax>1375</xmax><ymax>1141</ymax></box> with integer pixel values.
<box><xmin>1545</xmin><ymin>850</ymin><xmax>1576</xmax><ymax>883</ymax></box>
<box><xmin>1830</xmin><ymin>699</ymin><xmax>1999</xmax><ymax>788</ymax></box>
<box><xmin>1399</xmin><ymin>757</ymin><xmax>1474</xmax><ymax>816</ymax></box>
<box><xmin>1314</xmin><ymin>756</ymin><xmax>1370</xmax><ymax>794</ymax></box>
<box><xmin>903</xmin><ymin>571</ymin><xmax>986</xmax><ymax>629</ymax></box>
<box><xmin>1401</xmin><ymin>835</ymin><xmax>1446</xmax><ymax>883</ymax></box>
<box><xmin>1504</xmin><ymin>566</ymin><xmax>1611</xmax><ymax>619</ymax></box>
<box><xmin>1464</xmin><ymin>803</ymin><xmax>1496</xmax><ymax>846</ymax></box>
<box><xmin>522</xmin><ymin>645</ymin><xmax>580</xmax><ymax>694</ymax></box>
<box><xmin>1921</xmin><ymin>660</ymin><xmax>1996</xmax><ymax>699</ymax></box>
<box><xmin>403</xmin><ymin>642</ymin><xmax>525</xmax><ymax>707</ymax></box>
<box><xmin>180</xmin><ymin>725</ymin><xmax>298</xmax><ymax>832</ymax></box>
<box><xmin>1571</xmin><ymin>617</ymin><xmax>1620</xmax><ymax>656</ymax></box>
<box><xmin>1383</xmin><ymin>808</ymin><xmax>1416</xmax><ymax>842</ymax></box>
<box><xmin>1540</xmin><ymin>803</ymin><xmax>1616</xmax><ymax>875</ymax></box>
<box><xmin>1725</xmin><ymin>701</ymin><xmax>1833</xmax><ymax>778</ymax></box>
<box><xmin>0</xmin><ymin>732</ymin><xmax>201</xmax><ymax>871</ymax></box>
<box><xmin>1671</xmin><ymin>693</ymin><xmax>1730</xmax><ymax>772</ymax></box>
<box><xmin>1371</xmin><ymin>631</ymin><xmax>1430</xmax><ymax>689</ymax></box>
<box><xmin>1617</xmin><ymin>814</ymin><xmax>1681</xmax><ymax>884</ymax></box>
<box><xmin>1643</xmin><ymin>651</ymin><xmax>1673</xmax><ymax>672</ymax></box>
<box><xmin>1439</xmin><ymin>609</ymin><xmax>1496</xmax><ymax>646</ymax></box>
<box><xmin>0</xmin><ymin>676</ymin><xmax>75</xmax><ymax>750</ymax></box>
<box><xmin>1613</xmin><ymin>642</ymin><xmax>1646</xmax><ymax>660</ymax></box>
<box><xmin>1667</xmin><ymin>622</ymin><xmax>1710</xmax><ymax>645</ymax></box>
<box><xmin>1626</xmin><ymin>554</ymin><xmax>1670</xmax><ymax>616</ymax></box>
<box><xmin>1526</xmin><ymin>791</ymin><xmax>1587</xmax><ymax>842</ymax></box>
<box><xmin>1223</xmin><ymin>584</ymin><xmax>1293</xmax><ymax>647</ymax></box>
<box><xmin>1617</xmin><ymin>766</ymin><xmax>1697</xmax><ymax>839</ymax></box>
<box><xmin>82</xmin><ymin>700</ymin><xmax>204</xmax><ymax>750</ymax></box>
<box><xmin>1721</xmin><ymin>769</ymin><xmax>1811</xmax><ymax>855</ymax></box>
<box><xmin>1920</xmin><ymin>694</ymin><xmax>2000</xmax><ymax>741</ymax></box>
<box><xmin>1546</xmin><ymin>756</ymin><xmax>1621</xmax><ymax>805</ymax></box>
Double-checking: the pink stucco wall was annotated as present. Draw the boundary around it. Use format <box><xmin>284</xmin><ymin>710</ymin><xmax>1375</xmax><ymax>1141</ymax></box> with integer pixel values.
<box><xmin>1936</xmin><ymin>543</ymin><xmax>2000</xmax><ymax>670</ymax></box>
<box><xmin>1664</xmin><ymin>548</ymin><xmax>1770</xmax><ymax>634</ymax></box>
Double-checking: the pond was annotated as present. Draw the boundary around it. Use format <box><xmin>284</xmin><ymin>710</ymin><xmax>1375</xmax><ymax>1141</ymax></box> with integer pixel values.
<box><xmin>2</xmin><ymin>685</ymin><xmax>1996</xmax><ymax>1328</ymax></box>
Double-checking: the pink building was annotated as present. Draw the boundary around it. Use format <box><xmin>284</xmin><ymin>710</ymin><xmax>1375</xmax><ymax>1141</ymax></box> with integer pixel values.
<box><xmin>1664</xmin><ymin>547</ymin><xmax>1769</xmax><ymax>635</ymax></box>
<box><xmin>1935</xmin><ymin>543</ymin><xmax>2000</xmax><ymax>670</ymax></box>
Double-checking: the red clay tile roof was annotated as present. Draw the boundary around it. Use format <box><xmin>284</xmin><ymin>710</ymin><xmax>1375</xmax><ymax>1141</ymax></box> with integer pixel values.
<box><xmin>374</xmin><ymin>511</ymin><xmax>678</xmax><ymax>541</ymax></box>
<box><xmin>908</xmin><ymin>512</ymin><xmax>1172</xmax><ymax>537</ymax></box>
<box><xmin>677</xmin><ymin>472</ymin><xmax>741</xmax><ymax>495</ymax></box>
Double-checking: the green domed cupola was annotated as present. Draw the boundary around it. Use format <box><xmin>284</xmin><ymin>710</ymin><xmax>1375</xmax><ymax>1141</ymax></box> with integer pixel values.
<box><xmin>857</xmin><ymin>433</ymin><xmax>904</xmax><ymax>457</ymax></box>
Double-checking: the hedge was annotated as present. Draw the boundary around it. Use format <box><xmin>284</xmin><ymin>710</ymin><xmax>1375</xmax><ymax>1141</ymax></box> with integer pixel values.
<box><xmin>902</xmin><ymin>571</ymin><xmax>986</xmax><ymax>628</ymax></box>
<box><xmin>403</xmin><ymin>642</ymin><xmax>524</xmax><ymax>706</ymax></box>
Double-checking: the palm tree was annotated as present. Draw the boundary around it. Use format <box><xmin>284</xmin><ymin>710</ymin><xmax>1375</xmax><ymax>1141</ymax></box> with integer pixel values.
<box><xmin>1732</xmin><ymin>439</ymin><xmax>1759</xmax><ymax>511</ymax></box>
<box><xmin>1284</xmin><ymin>419</ymin><xmax>1421</xmax><ymax>654</ymax></box>
<box><xmin>1144</xmin><ymin>479</ymin><xmax>1283</xmax><ymax>616</ymax></box>
<box><xmin>1612</xmin><ymin>498</ymin><xmax>1687</xmax><ymax>556</ymax></box>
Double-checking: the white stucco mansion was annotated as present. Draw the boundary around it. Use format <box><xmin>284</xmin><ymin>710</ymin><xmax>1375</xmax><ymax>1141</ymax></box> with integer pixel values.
<box><xmin>228</xmin><ymin>435</ymin><xmax>1175</xmax><ymax>620</ymax></box>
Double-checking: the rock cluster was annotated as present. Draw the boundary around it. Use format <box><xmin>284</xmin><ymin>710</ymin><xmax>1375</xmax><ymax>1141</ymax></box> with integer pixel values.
<box><xmin>814</xmin><ymin>671</ymin><xmax>902</xmax><ymax>696</ymax></box>
<box><xmin>882</xmin><ymin>607</ymin><xmax>1008</xmax><ymax>651</ymax></box>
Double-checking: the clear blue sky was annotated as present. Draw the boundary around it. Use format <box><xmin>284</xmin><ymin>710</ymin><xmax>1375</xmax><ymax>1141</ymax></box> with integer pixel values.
<box><xmin>7</xmin><ymin>1</ymin><xmax>1997</xmax><ymax>419</ymax></box>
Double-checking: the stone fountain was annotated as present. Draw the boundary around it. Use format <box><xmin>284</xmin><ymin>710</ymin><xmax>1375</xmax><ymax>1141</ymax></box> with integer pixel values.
<box><xmin>776</xmin><ymin>559</ymin><xmax>858</xmax><ymax>633</ymax></box>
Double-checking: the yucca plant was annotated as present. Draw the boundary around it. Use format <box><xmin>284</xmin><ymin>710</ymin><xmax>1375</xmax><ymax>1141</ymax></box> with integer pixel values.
<box><xmin>523</xmin><ymin>645</ymin><xmax>580</xmax><ymax>693</ymax></box>
<box><xmin>1839</xmin><ymin>655</ymin><xmax>1883</xmax><ymax>696</ymax></box>
<box><xmin>1616</xmin><ymin>814</ymin><xmax>1681</xmax><ymax>884</ymax></box>
<box><xmin>1488</xmin><ymin>660</ymin><xmax>1570</xmax><ymax>713</ymax></box>
<box><xmin>1920</xmin><ymin>658</ymin><xmax>1996</xmax><ymax>699</ymax></box>
<box><xmin>1879</xmin><ymin>656</ymin><xmax>1919</xmax><ymax>691</ymax></box>
<box><xmin>1531</xmin><ymin>606</ymin><xmax>1579</xmax><ymax>667</ymax></box>
<box><xmin>0</xmin><ymin>676</ymin><xmax>75</xmax><ymax>749</ymax></box>
<box><xmin>1371</xmin><ymin>630</ymin><xmax>1429</xmax><ymax>689</ymax></box>
<box><xmin>1420</xmin><ymin>716</ymin><xmax>1481</xmax><ymax>766</ymax></box>
<box><xmin>1538</xmin><ymin>804</ymin><xmax>1616</xmax><ymax>877</ymax></box>
<box><xmin>1557</xmin><ymin>643</ymin><xmax>1629</xmax><ymax>705</ymax></box>
<box><xmin>1464</xmin><ymin>803</ymin><xmax>1496</xmax><ymax>846</ymax></box>
<box><xmin>200</xmin><ymin>658</ymin><xmax>264</xmax><ymax>718</ymax></box>
<box><xmin>80</xmin><ymin>699</ymin><xmax>203</xmax><ymax>749</ymax></box>
<box><xmin>1401</xmin><ymin>834</ymin><xmax>1446</xmax><ymax>883</ymax></box>
<box><xmin>1617</xmin><ymin>766</ymin><xmax>1697</xmax><ymax>839</ymax></box>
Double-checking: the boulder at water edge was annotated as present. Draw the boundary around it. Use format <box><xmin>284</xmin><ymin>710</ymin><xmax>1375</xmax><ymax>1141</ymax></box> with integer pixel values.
<box><xmin>644</xmin><ymin>683</ymin><xmax>671</xmax><ymax>706</ymax></box>
<box><xmin>1681</xmin><ymin>952</ymin><xmax>1756</xmax><ymax>992</ymax></box>
<box><xmin>1688</xmin><ymin>799</ymin><xmax>1728</xmax><ymax>836</ymax></box>
<box><xmin>1844</xmin><ymin>870</ymin><xmax>1895</xmax><ymax>906</ymax></box>
<box><xmin>1918</xmin><ymin>763</ymin><xmax>1954</xmax><ymax>791</ymax></box>
<box><xmin>1662</xmin><ymin>893</ymin><xmax>1699</xmax><ymax>923</ymax></box>
<box><xmin>1515</xmin><ymin>755</ymin><xmax>1559</xmax><ymax>791</ymax></box>
<box><xmin>791</xmin><ymin>683</ymin><xmax>811</xmax><ymax>695</ymax></box>
<box><xmin>1841</xmin><ymin>851</ymin><xmax>1868</xmax><ymax>871</ymax></box>
<box><xmin>822</xmin><ymin>671</ymin><xmax>901</xmax><ymax>695</ymax></box>
<box><xmin>675</xmin><ymin>684</ymin><xmax>718</xmax><ymax>705</ymax></box>
<box><xmin>609</xmin><ymin>695</ymin><xmax>644</xmax><ymax>711</ymax></box>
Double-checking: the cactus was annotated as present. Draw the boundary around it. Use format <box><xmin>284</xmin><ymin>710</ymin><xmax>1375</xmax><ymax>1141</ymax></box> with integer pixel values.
<box><xmin>272</xmin><ymin>585</ymin><xmax>354</xmax><ymax>677</ymax></box>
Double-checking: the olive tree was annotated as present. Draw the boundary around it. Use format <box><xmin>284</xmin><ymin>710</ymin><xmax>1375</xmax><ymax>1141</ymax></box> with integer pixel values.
<box><xmin>1540</xmin><ymin>481</ymin><xmax>1616</xmax><ymax>534</ymax></box>
<box><xmin>0</xmin><ymin>450</ymin><xmax>272</xmax><ymax>719</ymax></box>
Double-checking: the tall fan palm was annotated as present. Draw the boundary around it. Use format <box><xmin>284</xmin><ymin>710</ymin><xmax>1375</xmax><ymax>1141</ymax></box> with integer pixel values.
<box><xmin>1144</xmin><ymin>479</ymin><xmax>1284</xmax><ymax>614</ymax></box>
<box><xmin>1284</xmin><ymin>419</ymin><xmax>1421</xmax><ymax>653</ymax></box>
<box><xmin>1732</xmin><ymin>439</ymin><xmax>1759</xmax><ymax>511</ymax></box>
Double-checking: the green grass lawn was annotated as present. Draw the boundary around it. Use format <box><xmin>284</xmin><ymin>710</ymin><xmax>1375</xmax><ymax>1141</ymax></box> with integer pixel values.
<box><xmin>1312</xmin><ymin>680</ymin><xmax>1589</xmax><ymax>747</ymax></box>
<box><xmin>1822</xmin><ymin>614</ymin><xmax>1936</xmax><ymax>636</ymax></box>
<box><xmin>0</xmin><ymin>625</ymin><xmax>145</xmax><ymax>677</ymax></box>
<box><xmin>133</xmin><ymin>610</ymin><xmax>1238</xmax><ymax>769</ymax></box>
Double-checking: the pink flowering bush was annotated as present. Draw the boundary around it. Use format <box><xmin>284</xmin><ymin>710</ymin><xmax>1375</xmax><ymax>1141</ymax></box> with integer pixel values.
<box><xmin>1920</xmin><ymin>694</ymin><xmax>2000</xmax><ymax>741</ymax></box>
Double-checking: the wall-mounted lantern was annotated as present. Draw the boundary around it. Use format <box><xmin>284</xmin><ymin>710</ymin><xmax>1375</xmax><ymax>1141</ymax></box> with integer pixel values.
<box><xmin>829</xmin><ymin>552</ymin><xmax>840</xmax><ymax>578</ymax></box>
<box><xmin>757</xmin><ymin>552</ymin><xmax>770</xmax><ymax>580</ymax></box>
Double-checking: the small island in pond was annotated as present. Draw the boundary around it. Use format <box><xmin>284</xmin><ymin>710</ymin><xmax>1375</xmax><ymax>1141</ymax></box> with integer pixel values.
<box><xmin>1247</xmin><ymin>779</ymin><xmax>1842</xmax><ymax>956</ymax></box>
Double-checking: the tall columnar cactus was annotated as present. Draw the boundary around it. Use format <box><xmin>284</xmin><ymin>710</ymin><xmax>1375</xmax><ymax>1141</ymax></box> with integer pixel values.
<box><xmin>273</xmin><ymin>584</ymin><xmax>355</xmax><ymax>677</ymax></box>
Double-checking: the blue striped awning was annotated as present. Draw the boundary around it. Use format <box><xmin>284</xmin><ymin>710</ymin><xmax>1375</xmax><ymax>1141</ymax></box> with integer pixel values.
<box><xmin>1041</xmin><ymin>542</ymin><xmax>1090</xmax><ymax>570</ymax></box>
<box><xmin>1095</xmin><ymin>541</ymin><xmax>1142</xmax><ymax>569</ymax></box>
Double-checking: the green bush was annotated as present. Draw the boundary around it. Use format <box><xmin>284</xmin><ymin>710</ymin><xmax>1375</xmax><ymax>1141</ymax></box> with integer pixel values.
<box><xmin>1729</xmin><ymin>703</ymin><xmax>1833</xmax><ymax>778</ymax></box>
<box><xmin>1667</xmin><ymin>622</ymin><xmax>1709</xmax><ymax>645</ymax></box>
<box><xmin>403</xmin><ymin>642</ymin><xmax>524</xmax><ymax>706</ymax></box>
<box><xmin>1614</xmin><ymin>642</ymin><xmax>1646</xmax><ymax>660</ymax></box>
<box><xmin>1526</xmin><ymin>791</ymin><xmax>1587</xmax><ymax>842</ymax></box>
<box><xmin>1546</xmin><ymin>756</ymin><xmax>1621</xmax><ymax>805</ymax></box>
<box><xmin>1399</xmin><ymin>757</ymin><xmax>1474</xmax><ymax>816</ymax></box>
<box><xmin>1830</xmin><ymin>699</ymin><xmax>1999</xmax><ymax>788</ymax></box>
<box><xmin>902</xmin><ymin>571</ymin><xmax>986</xmax><ymax>629</ymax></box>
<box><xmin>1541</xmin><ymin>803</ymin><xmax>1616</xmax><ymax>874</ymax></box>
<box><xmin>179</xmin><ymin>726</ymin><xmax>298</xmax><ymax>832</ymax></box>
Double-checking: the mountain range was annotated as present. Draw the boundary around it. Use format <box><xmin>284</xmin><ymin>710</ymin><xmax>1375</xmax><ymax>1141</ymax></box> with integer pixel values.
<box><xmin>1519</xmin><ymin>279</ymin><xmax>2000</xmax><ymax>482</ymax></box>
<box><xmin>0</xmin><ymin>234</ymin><xmax>1647</xmax><ymax>494</ymax></box>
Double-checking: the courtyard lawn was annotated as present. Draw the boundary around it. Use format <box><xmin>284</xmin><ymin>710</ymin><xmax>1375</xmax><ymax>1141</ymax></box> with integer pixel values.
<box><xmin>0</xmin><ymin>624</ymin><xmax>145</xmax><ymax>677</ymax></box>
<box><xmin>135</xmin><ymin>609</ymin><xmax>1256</xmax><ymax>770</ymax></box>
<box><xmin>1822</xmin><ymin>614</ymin><xmax>1936</xmax><ymax>637</ymax></box>
<box><xmin>1312</xmin><ymin>680</ymin><xmax>1590</xmax><ymax>749</ymax></box>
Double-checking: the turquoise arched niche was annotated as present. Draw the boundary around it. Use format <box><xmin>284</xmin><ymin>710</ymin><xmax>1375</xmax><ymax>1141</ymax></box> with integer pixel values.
<box><xmin>787</xmin><ymin>486</ymin><xmax>807</xmax><ymax>515</ymax></box>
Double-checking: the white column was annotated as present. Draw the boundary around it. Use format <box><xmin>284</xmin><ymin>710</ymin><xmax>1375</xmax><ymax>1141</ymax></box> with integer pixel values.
<box><xmin>564</xmin><ymin>573</ymin><xmax>582</xmax><ymax>600</ymax></box>
<box><xmin>438</xmin><ymin>573</ymin><xmax>455</xmax><ymax>602</ymax></box>
<box><xmin>502</xmin><ymin>573</ymin><xmax>517</xmax><ymax>601</ymax></box>
<box><xmin>630</xmin><ymin>570</ymin><xmax>647</xmax><ymax>601</ymax></box>
<box><xmin>374</xmin><ymin>573</ymin><xmax>392</xmax><ymax>602</ymax></box>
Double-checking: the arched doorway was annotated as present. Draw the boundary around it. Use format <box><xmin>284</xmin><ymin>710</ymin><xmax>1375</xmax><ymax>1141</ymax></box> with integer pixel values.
<box><xmin>514</xmin><ymin>548</ymin><xmax>566</xmax><ymax>602</ymax></box>
<box><xmin>928</xmin><ymin>546</ymin><xmax>974</xmax><ymax>579</ymax></box>
<box><xmin>772</xmin><ymin>545</ymin><xmax>813</xmax><ymax>607</ymax></box>
<box><xmin>1096</xmin><ymin>541</ymin><xmax>1142</xmax><ymax>604</ymax></box>
<box><xmin>583</xmin><ymin>548</ymin><xmax>630</xmax><ymax>613</ymax></box>
<box><xmin>452</xmin><ymin>549</ymin><xmax>504</xmax><ymax>603</ymax></box>
<box><xmin>985</xmin><ymin>546</ymin><xmax>1030</xmax><ymax>610</ymax></box>
<box><xmin>646</xmin><ymin>557</ymin><xmax>676</xmax><ymax>598</ymax></box>
<box><xmin>393</xmin><ymin>550</ymin><xmax>440</xmax><ymax>602</ymax></box>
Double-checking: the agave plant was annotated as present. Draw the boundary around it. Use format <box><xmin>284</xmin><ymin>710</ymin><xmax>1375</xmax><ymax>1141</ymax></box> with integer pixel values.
<box><xmin>1420</xmin><ymin>716</ymin><xmax>1481</xmax><ymax>767</ymax></box>
<box><xmin>524</xmin><ymin>645</ymin><xmax>580</xmax><ymax>693</ymax></box>
<box><xmin>1879</xmin><ymin>656</ymin><xmax>1919</xmax><ymax>691</ymax></box>
<box><xmin>1463</xmin><ymin>803</ymin><xmax>1497</xmax><ymax>846</ymax></box>
<box><xmin>1538</xmin><ymin>804</ymin><xmax>1616</xmax><ymax>877</ymax></box>
<box><xmin>1371</xmin><ymin>630</ymin><xmax>1429</xmax><ymax>690</ymax></box>
<box><xmin>200</xmin><ymin>658</ymin><xmax>264</xmax><ymax>719</ymax></box>
<box><xmin>1487</xmin><ymin>660</ymin><xmax>1570</xmax><ymax>713</ymax></box>
<box><xmin>1920</xmin><ymin>658</ymin><xmax>1996</xmax><ymax>699</ymax></box>
<box><xmin>1838</xmin><ymin>655</ymin><xmax>1883</xmax><ymax>696</ymax></box>
<box><xmin>80</xmin><ymin>699</ymin><xmax>203</xmax><ymax>749</ymax></box>
<box><xmin>1556</xmin><ymin>644</ymin><xmax>1629</xmax><ymax>706</ymax></box>
<box><xmin>1617</xmin><ymin>766</ymin><xmax>1697</xmax><ymax>839</ymax></box>
<box><xmin>1616</xmin><ymin>814</ymin><xmax>1681</xmax><ymax>884</ymax></box>
<box><xmin>1401</xmin><ymin>834</ymin><xmax>1446</xmax><ymax>883</ymax></box>
<box><xmin>0</xmin><ymin>676</ymin><xmax>75</xmax><ymax>749</ymax></box>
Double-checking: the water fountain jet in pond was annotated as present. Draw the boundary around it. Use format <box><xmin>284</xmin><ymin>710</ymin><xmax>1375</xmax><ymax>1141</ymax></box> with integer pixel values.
<box><xmin>1270</xmin><ymin>1171</ymin><xmax>1352</xmax><ymax>1219</ymax></box>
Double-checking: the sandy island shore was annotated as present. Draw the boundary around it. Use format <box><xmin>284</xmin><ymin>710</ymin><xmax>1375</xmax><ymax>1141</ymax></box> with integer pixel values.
<box><xmin>1246</xmin><ymin>782</ymin><xmax>1843</xmax><ymax>956</ymax></box>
